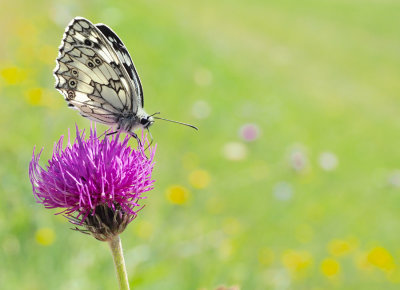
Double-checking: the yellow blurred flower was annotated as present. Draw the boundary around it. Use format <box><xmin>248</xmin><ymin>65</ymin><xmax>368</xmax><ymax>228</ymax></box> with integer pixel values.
<box><xmin>321</xmin><ymin>258</ymin><xmax>340</xmax><ymax>278</ymax></box>
<box><xmin>282</xmin><ymin>249</ymin><xmax>312</xmax><ymax>273</ymax></box>
<box><xmin>24</xmin><ymin>88</ymin><xmax>60</xmax><ymax>108</ymax></box>
<box><xmin>354</xmin><ymin>251</ymin><xmax>372</xmax><ymax>271</ymax></box>
<box><xmin>189</xmin><ymin>169</ymin><xmax>211</xmax><ymax>189</ymax></box>
<box><xmin>25</xmin><ymin>88</ymin><xmax>42</xmax><ymax>105</ymax></box>
<box><xmin>258</xmin><ymin>247</ymin><xmax>275</xmax><ymax>267</ymax></box>
<box><xmin>166</xmin><ymin>185</ymin><xmax>190</xmax><ymax>205</ymax></box>
<box><xmin>35</xmin><ymin>228</ymin><xmax>55</xmax><ymax>246</ymax></box>
<box><xmin>328</xmin><ymin>239</ymin><xmax>354</xmax><ymax>257</ymax></box>
<box><xmin>367</xmin><ymin>246</ymin><xmax>396</xmax><ymax>272</ymax></box>
<box><xmin>1</xmin><ymin>66</ymin><xmax>26</xmax><ymax>85</ymax></box>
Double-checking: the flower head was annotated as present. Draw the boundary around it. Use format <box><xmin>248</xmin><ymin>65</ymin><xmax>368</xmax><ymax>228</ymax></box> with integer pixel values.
<box><xmin>29</xmin><ymin>125</ymin><xmax>156</xmax><ymax>241</ymax></box>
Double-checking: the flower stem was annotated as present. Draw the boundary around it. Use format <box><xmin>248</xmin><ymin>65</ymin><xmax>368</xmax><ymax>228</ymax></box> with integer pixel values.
<box><xmin>108</xmin><ymin>235</ymin><xmax>130</xmax><ymax>290</ymax></box>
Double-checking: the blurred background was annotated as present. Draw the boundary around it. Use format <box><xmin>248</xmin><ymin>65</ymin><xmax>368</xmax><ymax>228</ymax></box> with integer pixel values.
<box><xmin>1</xmin><ymin>0</ymin><xmax>400</xmax><ymax>289</ymax></box>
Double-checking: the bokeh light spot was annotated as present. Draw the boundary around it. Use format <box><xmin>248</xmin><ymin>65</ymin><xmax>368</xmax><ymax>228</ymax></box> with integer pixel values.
<box><xmin>354</xmin><ymin>251</ymin><xmax>372</xmax><ymax>271</ymax></box>
<box><xmin>263</xmin><ymin>268</ymin><xmax>291</xmax><ymax>289</ymax></box>
<box><xmin>35</xmin><ymin>228</ymin><xmax>55</xmax><ymax>246</ymax></box>
<box><xmin>290</xmin><ymin>148</ymin><xmax>308</xmax><ymax>173</ymax></box>
<box><xmin>282</xmin><ymin>249</ymin><xmax>312</xmax><ymax>273</ymax></box>
<box><xmin>321</xmin><ymin>258</ymin><xmax>340</xmax><ymax>277</ymax></box>
<box><xmin>367</xmin><ymin>246</ymin><xmax>395</xmax><ymax>272</ymax></box>
<box><xmin>166</xmin><ymin>185</ymin><xmax>190</xmax><ymax>205</ymax></box>
<box><xmin>26</xmin><ymin>88</ymin><xmax>42</xmax><ymax>106</ymax></box>
<box><xmin>1</xmin><ymin>67</ymin><xmax>26</xmax><ymax>85</ymax></box>
<box><xmin>218</xmin><ymin>239</ymin><xmax>234</xmax><ymax>260</ymax></box>
<box><xmin>192</xmin><ymin>100</ymin><xmax>211</xmax><ymax>119</ymax></box>
<box><xmin>258</xmin><ymin>247</ymin><xmax>275</xmax><ymax>267</ymax></box>
<box><xmin>273</xmin><ymin>181</ymin><xmax>293</xmax><ymax>201</ymax></box>
<box><xmin>319</xmin><ymin>152</ymin><xmax>339</xmax><ymax>171</ymax></box>
<box><xmin>193</xmin><ymin>67</ymin><xmax>213</xmax><ymax>86</ymax></box>
<box><xmin>223</xmin><ymin>142</ymin><xmax>248</xmax><ymax>161</ymax></box>
<box><xmin>189</xmin><ymin>169</ymin><xmax>211</xmax><ymax>189</ymax></box>
<box><xmin>328</xmin><ymin>239</ymin><xmax>353</xmax><ymax>257</ymax></box>
<box><xmin>239</xmin><ymin>123</ymin><xmax>261</xmax><ymax>142</ymax></box>
<box><xmin>387</xmin><ymin>170</ymin><xmax>400</xmax><ymax>188</ymax></box>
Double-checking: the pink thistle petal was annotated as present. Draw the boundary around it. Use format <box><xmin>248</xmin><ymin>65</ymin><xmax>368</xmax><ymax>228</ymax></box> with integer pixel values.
<box><xmin>29</xmin><ymin>124</ymin><xmax>156</xmax><ymax>227</ymax></box>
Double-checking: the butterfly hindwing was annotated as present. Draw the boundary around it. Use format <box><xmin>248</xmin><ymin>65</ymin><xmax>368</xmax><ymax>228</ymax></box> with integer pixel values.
<box><xmin>54</xmin><ymin>17</ymin><xmax>139</xmax><ymax>124</ymax></box>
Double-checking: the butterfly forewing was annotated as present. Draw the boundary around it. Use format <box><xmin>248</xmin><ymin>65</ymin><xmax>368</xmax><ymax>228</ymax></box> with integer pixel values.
<box><xmin>54</xmin><ymin>17</ymin><xmax>142</xmax><ymax>125</ymax></box>
<box><xmin>96</xmin><ymin>24</ymin><xmax>144</xmax><ymax>107</ymax></box>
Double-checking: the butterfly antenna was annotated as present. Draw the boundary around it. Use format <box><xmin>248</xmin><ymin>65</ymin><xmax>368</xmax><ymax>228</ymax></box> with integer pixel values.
<box><xmin>153</xmin><ymin>116</ymin><xmax>198</xmax><ymax>130</ymax></box>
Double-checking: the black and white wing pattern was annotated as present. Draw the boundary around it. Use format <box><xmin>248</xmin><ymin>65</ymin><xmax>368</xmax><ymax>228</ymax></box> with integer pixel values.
<box><xmin>95</xmin><ymin>23</ymin><xmax>144</xmax><ymax>107</ymax></box>
<box><xmin>54</xmin><ymin>17</ymin><xmax>142</xmax><ymax>125</ymax></box>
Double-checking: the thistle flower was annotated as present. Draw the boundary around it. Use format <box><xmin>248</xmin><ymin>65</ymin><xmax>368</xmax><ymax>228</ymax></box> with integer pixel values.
<box><xmin>29</xmin><ymin>125</ymin><xmax>156</xmax><ymax>241</ymax></box>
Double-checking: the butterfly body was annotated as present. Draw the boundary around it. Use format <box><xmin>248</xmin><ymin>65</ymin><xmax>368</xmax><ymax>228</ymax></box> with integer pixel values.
<box><xmin>54</xmin><ymin>17</ymin><xmax>152</xmax><ymax>135</ymax></box>
<box><xmin>117</xmin><ymin>108</ymin><xmax>154</xmax><ymax>132</ymax></box>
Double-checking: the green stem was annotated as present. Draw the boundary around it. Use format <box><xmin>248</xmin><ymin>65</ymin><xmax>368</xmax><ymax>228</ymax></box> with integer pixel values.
<box><xmin>108</xmin><ymin>235</ymin><xmax>130</xmax><ymax>290</ymax></box>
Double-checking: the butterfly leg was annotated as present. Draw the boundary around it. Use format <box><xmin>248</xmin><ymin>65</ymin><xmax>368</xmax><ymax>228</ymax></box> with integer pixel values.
<box><xmin>144</xmin><ymin>128</ymin><xmax>154</xmax><ymax>151</ymax></box>
<box><xmin>98</xmin><ymin>128</ymin><xmax>116</xmax><ymax>139</ymax></box>
<box><xmin>129</xmin><ymin>132</ymin><xmax>145</xmax><ymax>152</ymax></box>
<box><xmin>106</xmin><ymin>131</ymin><xmax>118</xmax><ymax>137</ymax></box>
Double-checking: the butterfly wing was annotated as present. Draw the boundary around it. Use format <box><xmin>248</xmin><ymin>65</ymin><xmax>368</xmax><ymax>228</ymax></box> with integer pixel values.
<box><xmin>95</xmin><ymin>23</ymin><xmax>144</xmax><ymax>108</ymax></box>
<box><xmin>54</xmin><ymin>17</ymin><xmax>139</xmax><ymax>125</ymax></box>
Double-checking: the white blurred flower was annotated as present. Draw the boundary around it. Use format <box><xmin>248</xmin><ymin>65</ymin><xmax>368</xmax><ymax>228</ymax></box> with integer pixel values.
<box><xmin>318</xmin><ymin>152</ymin><xmax>339</xmax><ymax>171</ymax></box>
<box><xmin>223</xmin><ymin>142</ymin><xmax>248</xmax><ymax>161</ymax></box>
<box><xmin>273</xmin><ymin>182</ymin><xmax>293</xmax><ymax>201</ymax></box>
<box><xmin>192</xmin><ymin>100</ymin><xmax>211</xmax><ymax>119</ymax></box>
<box><xmin>290</xmin><ymin>149</ymin><xmax>308</xmax><ymax>172</ymax></box>
<box><xmin>388</xmin><ymin>170</ymin><xmax>400</xmax><ymax>188</ymax></box>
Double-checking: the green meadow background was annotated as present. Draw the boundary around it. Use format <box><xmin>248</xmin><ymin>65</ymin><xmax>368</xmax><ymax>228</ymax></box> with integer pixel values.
<box><xmin>1</xmin><ymin>0</ymin><xmax>400</xmax><ymax>289</ymax></box>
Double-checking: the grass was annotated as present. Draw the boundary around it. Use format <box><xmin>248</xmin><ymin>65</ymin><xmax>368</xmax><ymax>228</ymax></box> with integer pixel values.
<box><xmin>1</xmin><ymin>0</ymin><xmax>400</xmax><ymax>289</ymax></box>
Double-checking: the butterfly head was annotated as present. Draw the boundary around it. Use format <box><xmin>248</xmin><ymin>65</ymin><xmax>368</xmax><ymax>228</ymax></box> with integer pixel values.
<box><xmin>139</xmin><ymin>115</ymin><xmax>154</xmax><ymax>129</ymax></box>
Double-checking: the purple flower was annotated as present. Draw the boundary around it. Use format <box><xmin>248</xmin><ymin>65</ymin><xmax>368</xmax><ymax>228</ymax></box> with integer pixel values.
<box><xmin>29</xmin><ymin>124</ymin><xmax>156</xmax><ymax>241</ymax></box>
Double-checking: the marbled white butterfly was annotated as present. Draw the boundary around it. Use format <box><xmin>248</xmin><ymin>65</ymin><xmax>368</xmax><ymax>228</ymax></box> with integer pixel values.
<box><xmin>54</xmin><ymin>16</ymin><xmax>197</xmax><ymax>142</ymax></box>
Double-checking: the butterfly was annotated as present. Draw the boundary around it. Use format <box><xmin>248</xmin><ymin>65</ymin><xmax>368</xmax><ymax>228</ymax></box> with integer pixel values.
<box><xmin>54</xmin><ymin>16</ymin><xmax>197</xmax><ymax>143</ymax></box>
